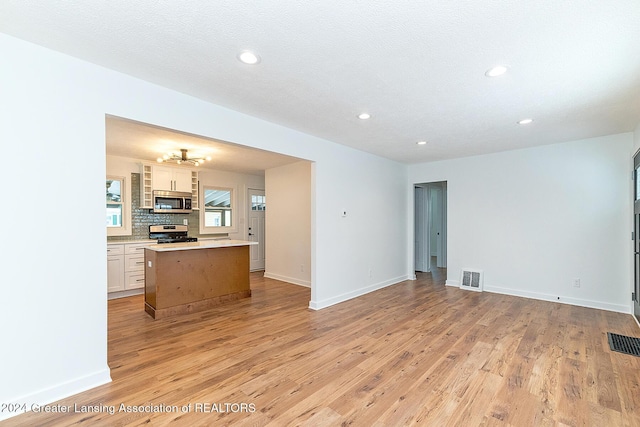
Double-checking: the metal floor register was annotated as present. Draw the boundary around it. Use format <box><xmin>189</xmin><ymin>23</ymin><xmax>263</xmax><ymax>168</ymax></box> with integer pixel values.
<box><xmin>607</xmin><ymin>332</ymin><xmax>640</xmax><ymax>357</ymax></box>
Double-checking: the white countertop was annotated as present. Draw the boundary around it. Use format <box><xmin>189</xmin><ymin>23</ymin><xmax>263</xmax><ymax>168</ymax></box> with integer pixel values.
<box><xmin>144</xmin><ymin>239</ymin><xmax>257</xmax><ymax>252</ymax></box>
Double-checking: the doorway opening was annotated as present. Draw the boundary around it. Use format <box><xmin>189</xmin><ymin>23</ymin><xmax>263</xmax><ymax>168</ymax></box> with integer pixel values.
<box><xmin>414</xmin><ymin>182</ymin><xmax>447</xmax><ymax>277</ymax></box>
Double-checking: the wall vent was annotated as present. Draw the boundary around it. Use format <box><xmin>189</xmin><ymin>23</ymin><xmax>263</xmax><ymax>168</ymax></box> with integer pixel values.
<box><xmin>460</xmin><ymin>269</ymin><xmax>483</xmax><ymax>292</ymax></box>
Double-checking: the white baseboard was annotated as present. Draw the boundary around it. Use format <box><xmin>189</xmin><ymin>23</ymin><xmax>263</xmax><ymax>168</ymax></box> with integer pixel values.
<box><xmin>263</xmin><ymin>271</ymin><xmax>311</xmax><ymax>288</ymax></box>
<box><xmin>633</xmin><ymin>313</ymin><xmax>640</xmax><ymax>330</ymax></box>
<box><xmin>108</xmin><ymin>288</ymin><xmax>143</xmax><ymax>300</ymax></box>
<box><xmin>443</xmin><ymin>280</ymin><xmax>629</xmax><ymax>314</ymax></box>
<box><xmin>0</xmin><ymin>368</ymin><xmax>111</xmax><ymax>421</ymax></box>
<box><xmin>309</xmin><ymin>275</ymin><xmax>411</xmax><ymax>310</ymax></box>
<box><xmin>484</xmin><ymin>285</ymin><xmax>630</xmax><ymax>314</ymax></box>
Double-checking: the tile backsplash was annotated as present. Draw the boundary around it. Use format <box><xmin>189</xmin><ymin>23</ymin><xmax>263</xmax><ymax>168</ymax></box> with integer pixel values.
<box><xmin>108</xmin><ymin>173</ymin><xmax>208</xmax><ymax>242</ymax></box>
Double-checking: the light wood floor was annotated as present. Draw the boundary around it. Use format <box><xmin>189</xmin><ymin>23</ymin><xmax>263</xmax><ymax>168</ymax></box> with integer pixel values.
<box><xmin>5</xmin><ymin>269</ymin><xmax>640</xmax><ymax>426</ymax></box>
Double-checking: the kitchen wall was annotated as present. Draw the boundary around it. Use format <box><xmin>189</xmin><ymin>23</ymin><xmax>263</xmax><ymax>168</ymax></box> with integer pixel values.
<box><xmin>106</xmin><ymin>154</ymin><xmax>265</xmax><ymax>241</ymax></box>
<box><xmin>408</xmin><ymin>133</ymin><xmax>634</xmax><ymax>313</ymax></box>
<box><xmin>265</xmin><ymin>161</ymin><xmax>312</xmax><ymax>287</ymax></box>
<box><xmin>107</xmin><ymin>173</ymin><xmax>201</xmax><ymax>240</ymax></box>
<box><xmin>0</xmin><ymin>32</ymin><xmax>408</xmax><ymax>418</ymax></box>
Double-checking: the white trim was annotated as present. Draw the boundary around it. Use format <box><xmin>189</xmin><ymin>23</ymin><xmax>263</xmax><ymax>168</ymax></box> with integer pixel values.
<box><xmin>308</xmin><ymin>275</ymin><xmax>411</xmax><ymax>310</ymax></box>
<box><xmin>484</xmin><ymin>285</ymin><xmax>630</xmax><ymax>314</ymax></box>
<box><xmin>446</xmin><ymin>280</ymin><xmax>630</xmax><ymax>314</ymax></box>
<box><xmin>199</xmin><ymin>184</ymin><xmax>238</xmax><ymax>234</ymax></box>
<box><xmin>264</xmin><ymin>272</ymin><xmax>311</xmax><ymax>288</ymax></box>
<box><xmin>633</xmin><ymin>313</ymin><xmax>640</xmax><ymax>330</ymax></box>
<box><xmin>107</xmin><ymin>288</ymin><xmax>144</xmax><ymax>300</ymax></box>
<box><xmin>0</xmin><ymin>369</ymin><xmax>111</xmax><ymax>422</ymax></box>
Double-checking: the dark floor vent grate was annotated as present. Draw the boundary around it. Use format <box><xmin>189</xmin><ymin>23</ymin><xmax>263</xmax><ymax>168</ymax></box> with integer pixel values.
<box><xmin>607</xmin><ymin>332</ymin><xmax>640</xmax><ymax>357</ymax></box>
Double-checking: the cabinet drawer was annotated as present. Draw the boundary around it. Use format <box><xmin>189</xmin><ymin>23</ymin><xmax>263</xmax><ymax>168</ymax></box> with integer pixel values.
<box><xmin>125</xmin><ymin>271</ymin><xmax>145</xmax><ymax>290</ymax></box>
<box><xmin>125</xmin><ymin>255</ymin><xmax>145</xmax><ymax>272</ymax></box>
<box><xmin>107</xmin><ymin>244</ymin><xmax>124</xmax><ymax>255</ymax></box>
<box><xmin>125</xmin><ymin>244</ymin><xmax>150</xmax><ymax>255</ymax></box>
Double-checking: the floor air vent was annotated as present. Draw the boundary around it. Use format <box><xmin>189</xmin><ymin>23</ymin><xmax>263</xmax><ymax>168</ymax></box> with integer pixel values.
<box><xmin>607</xmin><ymin>332</ymin><xmax>640</xmax><ymax>357</ymax></box>
<box><xmin>460</xmin><ymin>269</ymin><xmax>483</xmax><ymax>292</ymax></box>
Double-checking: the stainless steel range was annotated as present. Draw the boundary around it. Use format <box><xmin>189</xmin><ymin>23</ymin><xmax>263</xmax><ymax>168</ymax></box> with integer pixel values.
<box><xmin>149</xmin><ymin>224</ymin><xmax>198</xmax><ymax>244</ymax></box>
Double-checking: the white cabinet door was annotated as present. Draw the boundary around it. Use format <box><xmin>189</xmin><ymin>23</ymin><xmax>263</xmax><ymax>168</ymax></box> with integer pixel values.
<box><xmin>107</xmin><ymin>255</ymin><xmax>125</xmax><ymax>292</ymax></box>
<box><xmin>172</xmin><ymin>168</ymin><xmax>192</xmax><ymax>193</ymax></box>
<box><xmin>153</xmin><ymin>166</ymin><xmax>174</xmax><ymax>191</ymax></box>
<box><xmin>153</xmin><ymin>165</ymin><xmax>192</xmax><ymax>192</ymax></box>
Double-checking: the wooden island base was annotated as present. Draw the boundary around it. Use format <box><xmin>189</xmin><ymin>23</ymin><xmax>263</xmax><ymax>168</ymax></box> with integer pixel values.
<box><xmin>144</xmin><ymin>289</ymin><xmax>251</xmax><ymax>319</ymax></box>
<box><xmin>144</xmin><ymin>243</ymin><xmax>252</xmax><ymax>319</ymax></box>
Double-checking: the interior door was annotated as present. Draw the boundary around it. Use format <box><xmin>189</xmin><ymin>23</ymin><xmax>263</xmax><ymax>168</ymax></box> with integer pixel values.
<box><xmin>634</xmin><ymin>153</ymin><xmax>640</xmax><ymax>322</ymax></box>
<box><xmin>248</xmin><ymin>189</ymin><xmax>266</xmax><ymax>271</ymax></box>
<box><xmin>414</xmin><ymin>186</ymin><xmax>430</xmax><ymax>272</ymax></box>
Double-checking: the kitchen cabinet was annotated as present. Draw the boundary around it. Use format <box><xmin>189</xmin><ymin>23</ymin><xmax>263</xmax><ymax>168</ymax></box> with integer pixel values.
<box><xmin>139</xmin><ymin>164</ymin><xmax>199</xmax><ymax>209</ymax></box>
<box><xmin>107</xmin><ymin>244</ymin><xmax>125</xmax><ymax>293</ymax></box>
<box><xmin>153</xmin><ymin>165</ymin><xmax>192</xmax><ymax>192</ymax></box>
<box><xmin>107</xmin><ymin>242</ymin><xmax>149</xmax><ymax>298</ymax></box>
<box><xmin>124</xmin><ymin>243</ymin><xmax>147</xmax><ymax>290</ymax></box>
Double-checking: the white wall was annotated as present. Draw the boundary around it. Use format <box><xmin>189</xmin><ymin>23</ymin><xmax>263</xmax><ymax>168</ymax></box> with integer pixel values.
<box><xmin>312</xmin><ymin>152</ymin><xmax>409</xmax><ymax>308</ymax></box>
<box><xmin>0</xmin><ymin>33</ymin><xmax>408</xmax><ymax>418</ymax></box>
<box><xmin>634</xmin><ymin>122</ymin><xmax>640</xmax><ymax>154</ymax></box>
<box><xmin>409</xmin><ymin>133</ymin><xmax>634</xmax><ymax>313</ymax></box>
<box><xmin>265</xmin><ymin>161</ymin><xmax>312</xmax><ymax>287</ymax></box>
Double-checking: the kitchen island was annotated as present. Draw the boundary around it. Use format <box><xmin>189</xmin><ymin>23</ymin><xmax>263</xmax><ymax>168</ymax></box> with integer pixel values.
<box><xmin>144</xmin><ymin>240</ymin><xmax>257</xmax><ymax>319</ymax></box>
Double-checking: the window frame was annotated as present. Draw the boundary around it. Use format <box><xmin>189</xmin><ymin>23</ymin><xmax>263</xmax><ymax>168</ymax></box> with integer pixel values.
<box><xmin>200</xmin><ymin>185</ymin><xmax>238</xmax><ymax>234</ymax></box>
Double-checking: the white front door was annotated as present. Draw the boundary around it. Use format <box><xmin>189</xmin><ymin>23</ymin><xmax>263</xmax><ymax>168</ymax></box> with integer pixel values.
<box><xmin>248</xmin><ymin>189</ymin><xmax>266</xmax><ymax>271</ymax></box>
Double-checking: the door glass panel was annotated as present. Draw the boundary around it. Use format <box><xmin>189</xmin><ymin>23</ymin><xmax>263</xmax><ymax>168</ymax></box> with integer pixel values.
<box><xmin>251</xmin><ymin>194</ymin><xmax>266</xmax><ymax>211</ymax></box>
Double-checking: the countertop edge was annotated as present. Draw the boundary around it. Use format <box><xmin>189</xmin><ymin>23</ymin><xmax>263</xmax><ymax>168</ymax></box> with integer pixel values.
<box><xmin>144</xmin><ymin>240</ymin><xmax>258</xmax><ymax>252</ymax></box>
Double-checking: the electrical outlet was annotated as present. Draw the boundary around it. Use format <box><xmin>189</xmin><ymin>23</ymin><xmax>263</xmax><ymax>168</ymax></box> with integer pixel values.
<box><xmin>183</xmin><ymin>219</ymin><xmax>188</xmax><ymax>226</ymax></box>
<box><xmin>573</xmin><ymin>278</ymin><xmax>580</xmax><ymax>288</ymax></box>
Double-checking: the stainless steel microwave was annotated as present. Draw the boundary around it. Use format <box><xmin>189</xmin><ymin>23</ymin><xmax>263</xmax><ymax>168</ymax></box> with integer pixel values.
<box><xmin>153</xmin><ymin>190</ymin><xmax>192</xmax><ymax>214</ymax></box>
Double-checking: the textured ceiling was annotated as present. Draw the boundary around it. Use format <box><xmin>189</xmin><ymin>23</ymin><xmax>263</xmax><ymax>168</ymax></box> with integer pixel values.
<box><xmin>106</xmin><ymin>116</ymin><xmax>304</xmax><ymax>175</ymax></box>
<box><xmin>2</xmin><ymin>1</ymin><xmax>640</xmax><ymax>165</ymax></box>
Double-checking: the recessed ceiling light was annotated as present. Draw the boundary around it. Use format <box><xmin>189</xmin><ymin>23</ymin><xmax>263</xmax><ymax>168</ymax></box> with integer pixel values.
<box><xmin>518</xmin><ymin>118</ymin><xmax>534</xmax><ymax>125</ymax></box>
<box><xmin>358</xmin><ymin>113</ymin><xmax>371</xmax><ymax>120</ymax></box>
<box><xmin>416</xmin><ymin>141</ymin><xmax>427</xmax><ymax>145</ymax></box>
<box><xmin>485</xmin><ymin>65</ymin><xmax>508</xmax><ymax>77</ymax></box>
<box><xmin>237</xmin><ymin>50</ymin><xmax>260</xmax><ymax>65</ymax></box>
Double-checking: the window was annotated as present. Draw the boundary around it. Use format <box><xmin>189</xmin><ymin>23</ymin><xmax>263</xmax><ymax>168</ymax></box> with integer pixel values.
<box><xmin>201</xmin><ymin>186</ymin><xmax>236</xmax><ymax>233</ymax></box>
<box><xmin>106</xmin><ymin>178</ymin><xmax>123</xmax><ymax>227</ymax></box>
<box><xmin>106</xmin><ymin>175</ymin><xmax>131</xmax><ymax>236</ymax></box>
